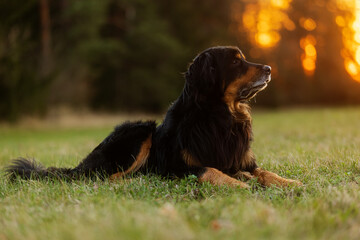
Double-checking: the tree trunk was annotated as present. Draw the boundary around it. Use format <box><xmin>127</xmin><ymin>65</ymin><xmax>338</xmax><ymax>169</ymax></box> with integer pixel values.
<box><xmin>39</xmin><ymin>0</ymin><xmax>52</xmax><ymax>76</ymax></box>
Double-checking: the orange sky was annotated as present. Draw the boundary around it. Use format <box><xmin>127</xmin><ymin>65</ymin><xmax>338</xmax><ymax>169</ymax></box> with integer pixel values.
<box><xmin>239</xmin><ymin>0</ymin><xmax>360</xmax><ymax>82</ymax></box>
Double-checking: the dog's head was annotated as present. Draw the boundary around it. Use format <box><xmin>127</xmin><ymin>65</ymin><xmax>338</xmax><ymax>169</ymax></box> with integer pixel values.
<box><xmin>185</xmin><ymin>46</ymin><xmax>271</xmax><ymax>109</ymax></box>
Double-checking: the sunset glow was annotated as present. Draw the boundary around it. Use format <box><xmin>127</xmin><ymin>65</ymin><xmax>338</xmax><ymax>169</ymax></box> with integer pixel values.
<box><xmin>337</xmin><ymin>0</ymin><xmax>360</xmax><ymax>82</ymax></box>
<box><xmin>235</xmin><ymin>0</ymin><xmax>360</xmax><ymax>83</ymax></box>
<box><xmin>345</xmin><ymin>60</ymin><xmax>359</xmax><ymax>75</ymax></box>
<box><xmin>300</xmin><ymin>17</ymin><xmax>317</xmax><ymax>31</ymax></box>
<box><xmin>241</xmin><ymin>0</ymin><xmax>293</xmax><ymax>48</ymax></box>
<box><xmin>300</xmin><ymin>35</ymin><xmax>317</xmax><ymax>75</ymax></box>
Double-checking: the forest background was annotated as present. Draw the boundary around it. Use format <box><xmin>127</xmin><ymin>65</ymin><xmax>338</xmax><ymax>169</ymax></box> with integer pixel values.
<box><xmin>1</xmin><ymin>0</ymin><xmax>360</xmax><ymax>121</ymax></box>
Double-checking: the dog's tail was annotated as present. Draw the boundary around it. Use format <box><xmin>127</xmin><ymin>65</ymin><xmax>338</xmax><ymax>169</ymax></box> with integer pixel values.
<box><xmin>5</xmin><ymin>120</ymin><xmax>157</xmax><ymax>181</ymax></box>
<box><xmin>5</xmin><ymin>158</ymin><xmax>76</xmax><ymax>180</ymax></box>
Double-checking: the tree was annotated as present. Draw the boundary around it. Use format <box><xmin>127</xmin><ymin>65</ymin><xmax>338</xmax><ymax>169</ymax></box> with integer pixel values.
<box><xmin>0</xmin><ymin>0</ymin><xmax>53</xmax><ymax>121</ymax></box>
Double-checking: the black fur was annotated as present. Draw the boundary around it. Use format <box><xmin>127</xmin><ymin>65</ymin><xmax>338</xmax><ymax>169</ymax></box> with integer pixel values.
<box><xmin>75</xmin><ymin>121</ymin><xmax>156</xmax><ymax>177</ymax></box>
<box><xmin>5</xmin><ymin>158</ymin><xmax>73</xmax><ymax>180</ymax></box>
<box><xmin>6</xmin><ymin>121</ymin><xmax>156</xmax><ymax>180</ymax></box>
<box><xmin>148</xmin><ymin>47</ymin><xmax>261</xmax><ymax>177</ymax></box>
<box><xmin>5</xmin><ymin>46</ymin><xmax>271</xmax><ymax>182</ymax></box>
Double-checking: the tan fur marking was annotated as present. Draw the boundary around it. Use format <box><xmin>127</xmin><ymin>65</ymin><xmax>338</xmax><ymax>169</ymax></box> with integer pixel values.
<box><xmin>223</xmin><ymin>67</ymin><xmax>257</xmax><ymax>119</ymax></box>
<box><xmin>232</xmin><ymin>171</ymin><xmax>254</xmax><ymax>181</ymax></box>
<box><xmin>241</xmin><ymin>150</ymin><xmax>255</xmax><ymax>170</ymax></box>
<box><xmin>110</xmin><ymin>135</ymin><xmax>152</xmax><ymax>181</ymax></box>
<box><xmin>182</xmin><ymin>150</ymin><xmax>202</xmax><ymax>167</ymax></box>
<box><xmin>231</xmin><ymin>102</ymin><xmax>252</xmax><ymax>123</ymax></box>
<box><xmin>198</xmin><ymin>167</ymin><xmax>249</xmax><ymax>188</ymax></box>
<box><xmin>253</xmin><ymin>168</ymin><xmax>303</xmax><ymax>187</ymax></box>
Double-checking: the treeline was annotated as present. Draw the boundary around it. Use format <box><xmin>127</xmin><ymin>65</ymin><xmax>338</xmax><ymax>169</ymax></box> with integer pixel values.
<box><xmin>0</xmin><ymin>0</ymin><xmax>359</xmax><ymax>121</ymax></box>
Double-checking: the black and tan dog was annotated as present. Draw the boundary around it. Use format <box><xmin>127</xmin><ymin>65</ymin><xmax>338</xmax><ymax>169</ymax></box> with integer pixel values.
<box><xmin>6</xmin><ymin>46</ymin><xmax>302</xmax><ymax>188</ymax></box>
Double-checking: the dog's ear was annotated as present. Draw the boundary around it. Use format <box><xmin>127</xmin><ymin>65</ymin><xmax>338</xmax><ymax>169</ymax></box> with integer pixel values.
<box><xmin>185</xmin><ymin>52</ymin><xmax>218</xmax><ymax>99</ymax></box>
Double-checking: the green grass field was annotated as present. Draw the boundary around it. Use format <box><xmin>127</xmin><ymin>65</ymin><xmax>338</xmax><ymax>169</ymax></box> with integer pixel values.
<box><xmin>1</xmin><ymin>108</ymin><xmax>360</xmax><ymax>240</ymax></box>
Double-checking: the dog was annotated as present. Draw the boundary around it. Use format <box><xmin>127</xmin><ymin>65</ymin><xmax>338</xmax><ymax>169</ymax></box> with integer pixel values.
<box><xmin>6</xmin><ymin>46</ymin><xmax>302</xmax><ymax>188</ymax></box>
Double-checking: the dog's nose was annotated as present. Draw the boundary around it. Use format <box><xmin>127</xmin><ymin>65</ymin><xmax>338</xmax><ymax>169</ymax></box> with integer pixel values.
<box><xmin>263</xmin><ymin>65</ymin><xmax>271</xmax><ymax>75</ymax></box>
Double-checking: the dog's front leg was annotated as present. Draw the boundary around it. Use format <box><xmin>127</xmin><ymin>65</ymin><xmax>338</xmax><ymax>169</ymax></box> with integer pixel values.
<box><xmin>197</xmin><ymin>167</ymin><xmax>250</xmax><ymax>188</ymax></box>
<box><xmin>182</xmin><ymin>150</ymin><xmax>249</xmax><ymax>188</ymax></box>
<box><xmin>252</xmin><ymin>168</ymin><xmax>302</xmax><ymax>187</ymax></box>
<box><xmin>232</xmin><ymin>171</ymin><xmax>254</xmax><ymax>181</ymax></box>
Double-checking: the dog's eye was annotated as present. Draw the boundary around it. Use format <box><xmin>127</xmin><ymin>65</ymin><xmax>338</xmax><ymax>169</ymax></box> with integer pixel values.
<box><xmin>232</xmin><ymin>58</ymin><xmax>240</xmax><ymax>65</ymax></box>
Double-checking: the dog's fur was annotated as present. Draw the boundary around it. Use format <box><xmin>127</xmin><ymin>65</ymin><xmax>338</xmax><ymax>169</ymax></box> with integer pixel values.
<box><xmin>5</xmin><ymin>46</ymin><xmax>302</xmax><ymax>188</ymax></box>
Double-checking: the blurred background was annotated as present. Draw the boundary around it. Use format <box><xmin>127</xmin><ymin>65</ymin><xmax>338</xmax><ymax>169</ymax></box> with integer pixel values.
<box><xmin>1</xmin><ymin>0</ymin><xmax>360</xmax><ymax>122</ymax></box>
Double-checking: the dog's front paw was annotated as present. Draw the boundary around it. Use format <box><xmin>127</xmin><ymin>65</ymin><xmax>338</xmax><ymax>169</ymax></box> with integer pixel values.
<box><xmin>235</xmin><ymin>181</ymin><xmax>250</xmax><ymax>189</ymax></box>
<box><xmin>285</xmin><ymin>179</ymin><xmax>303</xmax><ymax>187</ymax></box>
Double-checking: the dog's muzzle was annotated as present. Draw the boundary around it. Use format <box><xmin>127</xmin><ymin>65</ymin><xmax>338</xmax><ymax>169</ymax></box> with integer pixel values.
<box><xmin>239</xmin><ymin>65</ymin><xmax>271</xmax><ymax>100</ymax></box>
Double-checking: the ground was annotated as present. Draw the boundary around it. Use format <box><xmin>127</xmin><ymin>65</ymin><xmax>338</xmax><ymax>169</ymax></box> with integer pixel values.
<box><xmin>1</xmin><ymin>108</ymin><xmax>360</xmax><ymax>240</ymax></box>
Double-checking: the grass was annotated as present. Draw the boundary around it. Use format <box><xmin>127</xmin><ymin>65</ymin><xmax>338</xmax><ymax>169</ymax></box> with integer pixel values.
<box><xmin>1</xmin><ymin>107</ymin><xmax>360</xmax><ymax>240</ymax></box>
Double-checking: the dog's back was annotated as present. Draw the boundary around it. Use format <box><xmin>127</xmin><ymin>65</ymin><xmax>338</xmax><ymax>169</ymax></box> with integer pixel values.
<box><xmin>6</xmin><ymin>121</ymin><xmax>156</xmax><ymax>180</ymax></box>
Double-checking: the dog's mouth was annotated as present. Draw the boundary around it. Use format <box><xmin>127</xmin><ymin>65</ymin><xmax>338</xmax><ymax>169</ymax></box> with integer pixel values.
<box><xmin>239</xmin><ymin>75</ymin><xmax>271</xmax><ymax>100</ymax></box>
